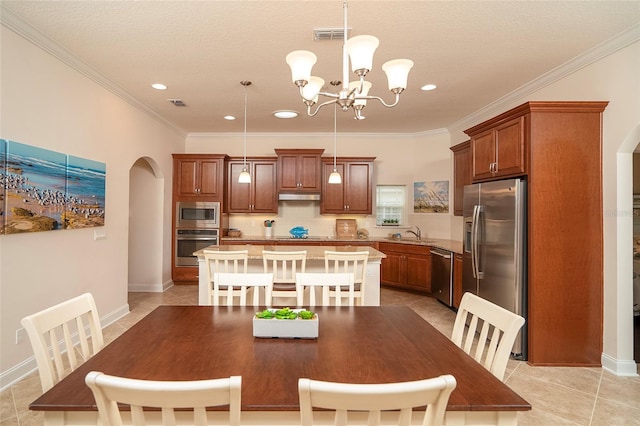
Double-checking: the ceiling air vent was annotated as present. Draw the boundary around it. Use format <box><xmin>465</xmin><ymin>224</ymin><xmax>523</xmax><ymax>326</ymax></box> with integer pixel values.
<box><xmin>168</xmin><ymin>99</ymin><xmax>187</xmax><ymax>107</ymax></box>
<box><xmin>313</xmin><ymin>27</ymin><xmax>350</xmax><ymax>41</ymax></box>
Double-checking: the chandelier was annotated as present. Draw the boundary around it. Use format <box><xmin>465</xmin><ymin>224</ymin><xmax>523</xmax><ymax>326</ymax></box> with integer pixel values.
<box><xmin>286</xmin><ymin>0</ymin><xmax>413</xmax><ymax>120</ymax></box>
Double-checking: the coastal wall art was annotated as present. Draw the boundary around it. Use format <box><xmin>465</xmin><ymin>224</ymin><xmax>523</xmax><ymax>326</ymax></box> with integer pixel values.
<box><xmin>413</xmin><ymin>180</ymin><xmax>449</xmax><ymax>213</ymax></box>
<box><xmin>1</xmin><ymin>139</ymin><xmax>106</xmax><ymax>234</ymax></box>
<box><xmin>64</xmin><ymin>155</ymin><xmax>106</xmax><ymax>229</ymax></box>
<box><xmin>1</xmin><ymin>140</ymin><xmax>6</xmax><ymax>234</ymax></box>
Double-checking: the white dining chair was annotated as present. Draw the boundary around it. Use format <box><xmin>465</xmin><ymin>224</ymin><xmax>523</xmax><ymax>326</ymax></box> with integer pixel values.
<box><xmin>85</xmin><ymin>371</ymin><xmax>241</xmax><ymax>426</ymax></box>
<box><xmin>451</xmin><ymin>292</ymin><xmax>526</xmax><ymax>382</ymax></box>
<box><xmin>262</xmin><ymin>250</ymin><xmax>307</xmax><ymax>305</ymax></box>
<box><xmin>298</xmin><ymin>375</ymin><xmax>456</xmax><ymax>426</ymax></box>
<box><xmin>21</xmin><ymin>293</ymin><xmax>104</xmax><ymax>392</ymax></box>
<box><xmin>295</xmin><ymin>272</ymin><xmax>354</xmax><ymax>307</ymax></box>
<box><xmin>203</xmin><ymin>250</ymin><xmax>248</xmax><ymax>305</ymax></box>
<box><xmin>214</xmin><ymin>272</ymin><xmax>274</xmax><ymax>306</ymax></box>
<box><xmin>324</xmin><ymin>250</ymin><xmax>369</xmax><ymax>305</ymax></box>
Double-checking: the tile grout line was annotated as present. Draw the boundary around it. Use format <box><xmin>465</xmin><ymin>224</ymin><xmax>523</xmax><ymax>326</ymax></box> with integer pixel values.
<box><xmin>587</xmin><ymin>369</ymin><xmax>604</xmax><ymax>426</ymax></box>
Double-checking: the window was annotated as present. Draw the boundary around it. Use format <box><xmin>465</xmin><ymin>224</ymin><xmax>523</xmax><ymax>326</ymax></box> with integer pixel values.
<box><xmin>376</xmin><ymin>185</ymin><xmax>406</xmax><ymax>226</ymax></box>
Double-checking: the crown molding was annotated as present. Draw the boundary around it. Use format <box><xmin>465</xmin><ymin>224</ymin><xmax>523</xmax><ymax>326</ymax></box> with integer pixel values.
<box><xmin>1</xmin><ymin>7</ymin><xmax>188</xmax><ymax>138</ymax></box>
<box><xmin>448</xmin><ymin>23</ymin><xmax>640</xmax><ymax>135</ymax></box>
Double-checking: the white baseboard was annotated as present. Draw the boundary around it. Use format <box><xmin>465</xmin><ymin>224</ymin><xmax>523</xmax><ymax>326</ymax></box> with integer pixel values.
<box><xmin>601</xmin><ymin>352</ymin><xmax>639</xmax><ymax>377</ymax></box>
<box><xmin>128</xmin><ymin>279</ymin><xmax>173</xmax><ymax>293</ymax></box>
<box><xmin>0</xmin><ymin>302</ymin><xmax>130</xmax><ymax>392</ymax></box>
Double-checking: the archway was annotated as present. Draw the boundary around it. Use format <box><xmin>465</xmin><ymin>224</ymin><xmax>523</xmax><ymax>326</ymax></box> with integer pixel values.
<box><xmin>128</xmin><ymin>157</ymin><xmax>165</xmax><ymax>292</ymax></box>
<box><xmin>607</xmin><ymin>124</ymin><xmax>640</xmax><ymax>375</ymax></box>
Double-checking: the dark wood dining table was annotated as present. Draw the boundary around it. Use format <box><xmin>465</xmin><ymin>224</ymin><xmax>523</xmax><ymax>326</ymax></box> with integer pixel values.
<box><xmin>31</xmin><ymin>305</ymin><xmax>530</xmax><ymax>425</ymax></box>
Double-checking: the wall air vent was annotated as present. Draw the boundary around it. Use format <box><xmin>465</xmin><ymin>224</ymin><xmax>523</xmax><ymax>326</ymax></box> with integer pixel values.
<box><xmin>313</xmin><ymin>27</ymin><xmax>350</xmax><ymax>41</ymax></box>
<box><xmin>168</xmin><ymin>99</ymin><xmax>187</xmax><ymax>107</ymax></box>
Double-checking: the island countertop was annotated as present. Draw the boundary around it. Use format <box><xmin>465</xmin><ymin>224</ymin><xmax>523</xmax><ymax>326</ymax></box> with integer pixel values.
<box><xmin>194</xmin><ymin>244</ymin><xmax>385</xmax><ymax>260</ymax></box>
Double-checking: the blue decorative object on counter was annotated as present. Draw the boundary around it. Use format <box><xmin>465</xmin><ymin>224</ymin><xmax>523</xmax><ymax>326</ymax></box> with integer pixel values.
<box><xmin>289</xmin><ymin>226</ymin><xmax>309</xmax><ymax>239</ymax></box>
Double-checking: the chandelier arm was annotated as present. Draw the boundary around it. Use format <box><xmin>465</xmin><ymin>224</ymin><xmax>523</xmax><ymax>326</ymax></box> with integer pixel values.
<box><xmin>306</xmin><ymin>98</ymin><xmax>344</xmax><ymax>117</ymax></box>
<box><xmin>354</xmin><ymin>93</ymin><xmax>402</xmax><ymax>108</ymax></box>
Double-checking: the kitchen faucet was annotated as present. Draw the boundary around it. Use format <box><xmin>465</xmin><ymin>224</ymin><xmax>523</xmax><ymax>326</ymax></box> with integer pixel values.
<box><xmin>405</xmin><ymin>226</ymin><xmax>421</xmax><ymax>240</ymax></box>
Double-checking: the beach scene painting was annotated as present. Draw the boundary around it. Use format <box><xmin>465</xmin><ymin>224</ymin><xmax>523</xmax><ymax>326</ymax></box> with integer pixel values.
<box><xmin>1</xmin><ymin>140</ymin><xmax>6</xmax><ymax>234</ymax></box>
<box><xmin>414</xmin><ymin>180</ymin><xmax>449</xmax><ymax>213</ymax></box>
<box><xmin>64</xmin><ymin>155</ymin><xmax>105</xmax><ymax>229</ymax></box>
<box><xmin>1</xmin><ymin>140</ymin><xmax>106</xmax><ymax>234</ymax></box>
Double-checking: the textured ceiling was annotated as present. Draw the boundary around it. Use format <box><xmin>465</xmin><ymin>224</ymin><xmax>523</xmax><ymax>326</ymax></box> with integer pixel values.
<box><xmin>2</xmin><ymin>1</ymin><xmax>639</xmax><ymax>134</ymax></box>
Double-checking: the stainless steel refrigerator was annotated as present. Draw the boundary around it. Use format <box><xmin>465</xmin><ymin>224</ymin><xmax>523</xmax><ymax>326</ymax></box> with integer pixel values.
<box><xmin>463</xmin><ymin>178</ymin><xmax>527</xmax><ymax>359</ymax></box>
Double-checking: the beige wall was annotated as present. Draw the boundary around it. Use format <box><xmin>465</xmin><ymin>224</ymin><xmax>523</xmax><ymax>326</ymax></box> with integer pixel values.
<box><xmin>0</xmin><ymin>27</ymin><xmax>185</xmax><ymax>386</ymax></box>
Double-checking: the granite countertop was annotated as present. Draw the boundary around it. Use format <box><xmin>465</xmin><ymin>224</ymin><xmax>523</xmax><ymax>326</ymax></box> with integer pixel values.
<box><xmin>194</xmin><ymin>244</ymin><xmax>386</xmax><ymax>260</ymax></box>
<box><xmin>220</xmin><ymin>236</ymin><xmax>463</xmax><ymax>254</ymax></box>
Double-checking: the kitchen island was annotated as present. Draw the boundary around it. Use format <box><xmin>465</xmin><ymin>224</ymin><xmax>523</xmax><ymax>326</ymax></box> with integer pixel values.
<box><xmin>195</xmin><ymin>244</ymin><xmax>385</xmax><ymax>306</ymax></box>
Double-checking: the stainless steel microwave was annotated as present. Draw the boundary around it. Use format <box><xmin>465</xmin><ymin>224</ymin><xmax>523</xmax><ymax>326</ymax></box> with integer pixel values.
<box><xmin>176</xmin><ymin>201</ymin><xmax>220</xmax><ymax>228</ymax></box>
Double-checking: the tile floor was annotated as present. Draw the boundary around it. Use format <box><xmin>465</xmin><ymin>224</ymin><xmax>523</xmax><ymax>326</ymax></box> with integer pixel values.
<box><xmin>2</xmin><ymin>285</ymin><xmax>639</xmax><ymax>426</ymax></box>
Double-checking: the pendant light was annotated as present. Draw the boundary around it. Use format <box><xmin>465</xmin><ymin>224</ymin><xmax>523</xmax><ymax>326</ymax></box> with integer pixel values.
<box><xmin>238</xmin><ymin>81</ymin><xmax>252</xmax><ymax>184</ymax></box>
<box><xmin>328</xmin><ymin>102</ymin><xmax>342</xmax><ymax>184</ymax></box>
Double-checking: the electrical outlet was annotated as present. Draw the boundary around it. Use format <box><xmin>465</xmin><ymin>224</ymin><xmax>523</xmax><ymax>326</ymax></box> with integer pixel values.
<box><xmin>15</xmin><ymin>327</ymin><xmax>26</xmax><ymax>344</ymax></box>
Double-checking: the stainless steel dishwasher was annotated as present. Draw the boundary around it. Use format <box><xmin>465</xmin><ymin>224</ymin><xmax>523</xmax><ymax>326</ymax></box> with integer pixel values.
<box><xmin>431</xmin><ymin>248</ymin><xmax>453</xmax><ymax>307</ymax></box>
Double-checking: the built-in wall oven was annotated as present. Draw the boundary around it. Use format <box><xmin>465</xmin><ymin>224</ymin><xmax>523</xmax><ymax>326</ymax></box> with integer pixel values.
<box><xmin>175</xmin><ymin>228</ymin><xmax>219</xmax><ymax>266</ymax></box>
<box><xmin>175</xmin><ymin>201</ymin><xmax>221</xmax><ymax>267</ymax></box>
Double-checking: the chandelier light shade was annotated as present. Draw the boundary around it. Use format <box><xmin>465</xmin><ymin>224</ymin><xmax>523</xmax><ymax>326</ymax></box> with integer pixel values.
<box><xmin>286</xmin><ymin>0</ymin><xmax>413</xmax><ymax>120</ymax></box>
<box><xmin>239</xmin><ymin>81</ymin><xmax>252</xmax><ymax>184</ymax></box>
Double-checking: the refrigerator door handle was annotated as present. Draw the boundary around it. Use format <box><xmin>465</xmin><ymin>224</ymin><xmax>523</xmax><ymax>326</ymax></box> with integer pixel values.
<box><xmin>472</xmin><ymin>204</ymin><xmax>484</xmax><ymax>279</ymax></box>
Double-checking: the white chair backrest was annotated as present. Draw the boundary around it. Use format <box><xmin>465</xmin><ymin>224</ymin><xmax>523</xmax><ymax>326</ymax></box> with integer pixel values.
<box><xmin>298</xmin><ymin>375</ymin><xmax>456</xmax><ymax>426</ymax></box>
<box><xmin>324</xmin><ymin>251</ymin><xmax>368</xmax><ymax>305</ymax></box>
<box><xmin>214</xmin><ymin>272</ymin><xmax>274</xmax><ymax>306</ymax></box>
<box><xmin>85</xmin><ymin>371</ymin><xmax>241</xmax><ymax>426</ymax></box>
<box><xmin>451</xmin><ymin>292</ymin><xmax>526</xmax><ymax>381</ymax></box>
<box><xmin>295</xmin><ymin>272</ymin><xmax>354</xmax><ymax>307</ymax></box>
<box><xmin>262</xmin><ymin>250</ymin><xmax>307</xmax><ymax>285</ymax></box>
<box><xmin>21</xmin><ymin>293</ymin><xmax>104</xmax><ymax>392</ymax></box>
<box><xmin>203</xmin><ymin>250</ymin><xmax>248</xmax><ymax>305</ymax></box>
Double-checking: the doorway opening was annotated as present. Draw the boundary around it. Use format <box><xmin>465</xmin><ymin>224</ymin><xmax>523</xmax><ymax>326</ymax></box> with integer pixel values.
<box><xmin>128</xmin><ymin>157</ymin><xmax>165</xmax><ymax>292</ymax></box>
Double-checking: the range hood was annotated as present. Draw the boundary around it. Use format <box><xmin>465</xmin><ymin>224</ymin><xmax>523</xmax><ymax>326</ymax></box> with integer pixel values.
<box><xmin>278</xmin><ymin>193</ymin><xmax>321</xmax><ymax>201</ymax></box>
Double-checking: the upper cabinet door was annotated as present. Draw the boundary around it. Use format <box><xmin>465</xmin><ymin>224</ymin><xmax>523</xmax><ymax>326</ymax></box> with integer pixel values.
<box><xmin>469</xmin><ymin>116</ymin><xmax>526</xmax><ymax>182</ymax></box>
<box><xmin>450</xmin><ymin>140</ymin><xmax>471</xmax><ymax>216</ymax></box>
<box><xmin>226</xmin><ymin>158</ymin><xmax>277</xmax><ymax>214</ymax></box>
<box><xmin>173</xmin><ymin>154</ymin><xmax>226</xmax><ymax>201</ymax></box>
<box><xmin>321</xmin><ymin>158</ymin><xmax>374</xmax><ymax>215</ymax></box>
<box><xmin>275</xmin><ymin>149</ymin><xmax>324</xmax><ymax>193</ymax></box>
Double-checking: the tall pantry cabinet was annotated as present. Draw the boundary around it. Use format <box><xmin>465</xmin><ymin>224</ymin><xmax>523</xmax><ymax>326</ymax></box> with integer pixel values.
<box><xmin>464</xmin><ymin>101</ymin><xmax>608</xmax><ymax>366</ymax></box>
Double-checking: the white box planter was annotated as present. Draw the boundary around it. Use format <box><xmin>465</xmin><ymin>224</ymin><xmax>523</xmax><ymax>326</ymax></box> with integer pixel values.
<box><xmin>253</xmin><ymin>312</ymin><xmax>319</xmax><ymax>339</ymax></box>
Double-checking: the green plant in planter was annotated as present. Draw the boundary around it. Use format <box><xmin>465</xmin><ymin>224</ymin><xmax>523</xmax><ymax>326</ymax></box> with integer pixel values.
<box><xmin>255</xmin><ymin>307</ymin><xmax>315</xmax><ymax>320</ymax></box>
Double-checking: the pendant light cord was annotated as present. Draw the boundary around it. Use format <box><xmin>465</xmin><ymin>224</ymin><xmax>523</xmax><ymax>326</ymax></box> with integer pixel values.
<box><xmin>243</xmin><ymin>83</ymin><xmax>248</xmax><ymax>167</ymax></box>
<box><xmin>333</xmin><ymin>103</ymin><xmax>337</xmax><ymax>168</ymax></box>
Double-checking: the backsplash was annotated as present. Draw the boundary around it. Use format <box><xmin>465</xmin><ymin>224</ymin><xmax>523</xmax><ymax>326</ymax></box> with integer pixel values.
<box><xmin>227</xmin><ymin>200</ymin><xmax>454</xmax><ymax>240</ymax></box>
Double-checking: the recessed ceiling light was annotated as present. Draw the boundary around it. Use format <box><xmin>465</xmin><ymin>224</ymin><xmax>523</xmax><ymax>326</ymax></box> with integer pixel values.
<box><xmin>224</xmin><ymin>115</ymin><xmax>236</xmax><ymax>121</ymax></box>
<box><xmin>151</xmin><ymin>83</ymin><xmax>167</xmax><ymax>90</ymax></box>
<box><xmin>273</xmin><ymin>110</ymin><xmax>298</xmax><ymax>119</ymax></box>
<box><xmin>421</xmin><ymin>84</ymin><xmax>437</xmax><ymax>91</ymax></box>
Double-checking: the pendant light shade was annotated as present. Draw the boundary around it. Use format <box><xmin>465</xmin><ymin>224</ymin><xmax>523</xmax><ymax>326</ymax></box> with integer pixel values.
<box><xmin>239</xmin><ymin>81</ymin><xmax>252</xmax><ymax>184</ymax></box>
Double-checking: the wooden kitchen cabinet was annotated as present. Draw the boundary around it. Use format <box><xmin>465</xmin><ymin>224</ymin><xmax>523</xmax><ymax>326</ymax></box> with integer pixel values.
<box><xmin>469</xmin><ymin>116</ymin><xmax>525</xmax><ymax>182</ymax></box>
<box><xmin>453</xmin><ymin>253</ymin><xmax>463</xmax><ymax>309</ymax></box>
<box><xmin>172</xmin><ymin>154</ymin><xmax>226</xmax><ymax>201</ymax></box>
<box><xmin>450</xmin><ymin>140</ymin><xmax>471</xmax><ymax>216</ymax></box>
<box><xmin>321</xmin><ymin>157</ymin><xmax>375</xmax><ymax>214</ymax></box>
<box><xmin>464</xmin><ymin>101</ymin><xmax>608</xmax><ymax>366</ymax></box>
<box><xmin>379</xmin><ymin>242</ymin><xmax>432</xmax><ymax>294</ymax></box>
<box><xmin>226</xmin><ymin>157</ymin><xmax>277</xmax><ymax>213</ymax></box>
<box><xmin>275</xmin><ymin>149</ymin><xmax>324</xmax><ymax>193</ymax></box>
